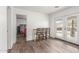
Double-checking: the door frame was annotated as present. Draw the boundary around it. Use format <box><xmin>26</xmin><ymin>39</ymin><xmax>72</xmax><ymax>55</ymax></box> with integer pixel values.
<box><xmin>15</xmin><ymin>13</ymin><xmax>27</xmax><ymax>41</ymax></box>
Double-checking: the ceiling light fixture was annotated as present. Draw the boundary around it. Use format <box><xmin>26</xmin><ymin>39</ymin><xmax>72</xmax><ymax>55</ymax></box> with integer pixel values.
<box><xmin>54</xmin><ymin>6</ymin><xmax>59</xmax><ymax>8</ymax></box>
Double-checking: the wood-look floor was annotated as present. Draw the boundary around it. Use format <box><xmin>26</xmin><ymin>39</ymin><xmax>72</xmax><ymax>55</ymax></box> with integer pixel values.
<box><xmin>8</xmin><ymin>37</ymin><xmax>79</xmax><ymax>53</ymax></box>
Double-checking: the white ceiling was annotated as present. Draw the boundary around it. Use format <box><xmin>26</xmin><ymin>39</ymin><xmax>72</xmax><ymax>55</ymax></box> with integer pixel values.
<box><xmin>15</xmin><ymin>6</ymin><xmax>69</xmax><ymax>14</ymax></box>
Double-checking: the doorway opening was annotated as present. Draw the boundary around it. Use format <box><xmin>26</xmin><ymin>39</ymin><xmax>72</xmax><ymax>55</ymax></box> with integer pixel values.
<box><xmin>16</xmin><ymin>14</ymin><xmax>27</xmax><ymax>42</ymax></box>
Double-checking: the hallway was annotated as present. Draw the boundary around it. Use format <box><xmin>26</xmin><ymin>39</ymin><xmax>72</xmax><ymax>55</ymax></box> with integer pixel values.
<box><xmin>9</xmin><ymin>38</ymin><xmax>79</xmax><ymax>53</ymax></box>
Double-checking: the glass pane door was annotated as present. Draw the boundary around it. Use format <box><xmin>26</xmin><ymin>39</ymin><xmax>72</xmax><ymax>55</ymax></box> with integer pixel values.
<box><xmin>55</xmin><ymin>18</ymin><xmax>64</xmax><ymax>39</ymax></box>
<box><xmin>66</xmin><ymin>16</ymin><xmax>77</xmax><ymax>40</ymax></box>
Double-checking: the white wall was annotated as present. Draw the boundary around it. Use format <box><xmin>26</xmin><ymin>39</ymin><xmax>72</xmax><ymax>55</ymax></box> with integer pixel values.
<box><xmin>26</xmin><ymin>11</ymin><xmax>49</xmax><ymax>41</ymax></box>
<box><xmin>0</xmin><ymin>6</ymin><xmax>7</xmax><ymax>52</ymax></box>
<box><xmin>49</xmin><ymin>7</ymin><xmax>79</xmax><ymax>45</ymax></box>
<box><xmin>9</xmin><ymin>7</ymin><xmax>49</xmax><ymax>48</ymax></box>
<box><xmin>49</xmin><ymin>15</ymin><xmax>55</xmax><ymax>38</ymax></box>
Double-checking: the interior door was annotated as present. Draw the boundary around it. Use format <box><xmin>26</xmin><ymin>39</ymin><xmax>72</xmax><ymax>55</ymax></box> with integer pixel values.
<box><xmin>55</xmin><ymin>17</ymin><xmax>64</xmax><ymax>39</ymax></box>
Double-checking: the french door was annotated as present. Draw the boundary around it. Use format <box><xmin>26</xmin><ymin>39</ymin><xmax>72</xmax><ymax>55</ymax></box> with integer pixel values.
<box><xmin>65</xmin><ymin>14</ymin><xmax>78</xmax><ymax>43</ymax></box>
<box><xmin>55</xmin><ymin>17</ymin><xmax>65</xmax><ymax>39</ymax></box>
<box><xmin>55</xmin><ymin>14</ymin><xmax>79</xmax><ymax>44</ymax></box>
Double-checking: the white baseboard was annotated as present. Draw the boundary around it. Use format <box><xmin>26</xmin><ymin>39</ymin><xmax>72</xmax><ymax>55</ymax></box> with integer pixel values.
<box><xmin>0</xmin><ymin>50</ymin><xmax>7</xmax><ymax>53</ymax></box>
